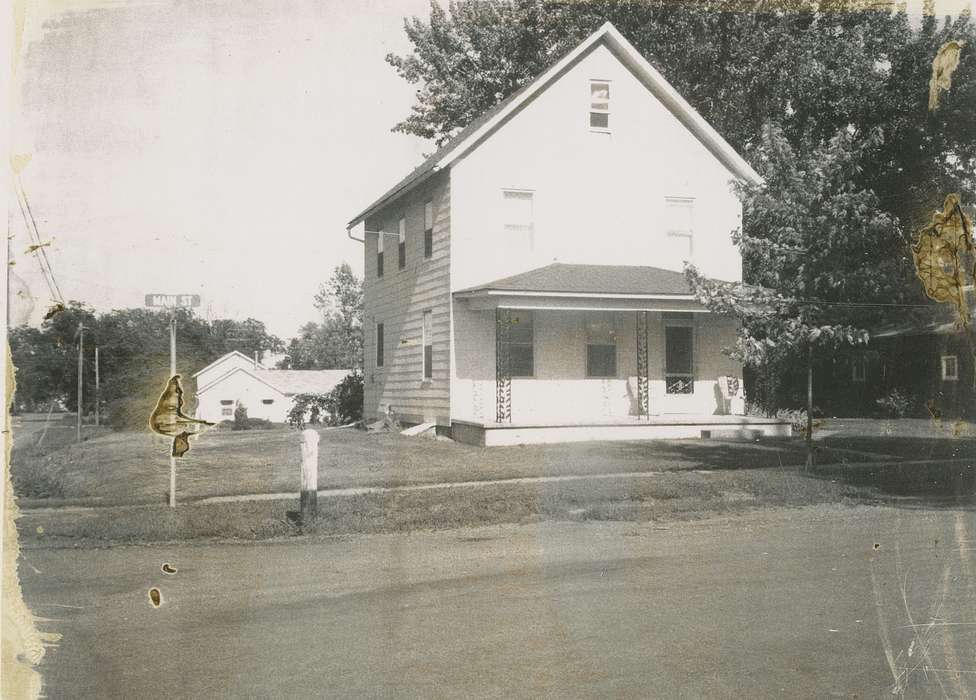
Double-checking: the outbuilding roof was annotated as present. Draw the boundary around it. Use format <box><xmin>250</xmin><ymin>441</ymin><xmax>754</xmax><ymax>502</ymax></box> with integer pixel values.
<box><xmin>454</xmin><ymin>263</ymin><xmax>694</xmax><ymax>298</ymax></box>
<box><xmin>346</xmin><ymin>21</ymin><xmax>762</xmax><ymax>228</ymax></box>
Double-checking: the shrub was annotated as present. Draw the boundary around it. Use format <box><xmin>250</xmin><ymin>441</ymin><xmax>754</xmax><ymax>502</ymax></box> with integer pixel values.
<box><xmin>233</xmin><ymin>403</ymin><xmax>250</xmax><ymax>430</ymax></box>
<box><xmin>875</xmin><ymin>389</ymin><xmax>914</xmax><ymax>418</ymax></box>
<box><xmin>287</xmin><ymin>371</ymin><xmax>364</xmax><ymax>428</ymax></box>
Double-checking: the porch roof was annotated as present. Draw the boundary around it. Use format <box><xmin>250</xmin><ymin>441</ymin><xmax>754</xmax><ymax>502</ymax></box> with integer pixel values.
<box><xmin>455</xmin><ymin>263</ymin><xmax>696</xmax><ymax>299</ymax></box>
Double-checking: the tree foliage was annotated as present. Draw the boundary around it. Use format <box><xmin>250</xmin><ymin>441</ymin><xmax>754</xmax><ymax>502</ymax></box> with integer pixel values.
<box><xmin>286</xmin><ymin>372</ymin><xmax>364</xmax><ymax>428</ymax></box>
<box><xmin>280</xmin><ymin>263</ymin><xmax>364</xmax><ymax>370</ymax></box>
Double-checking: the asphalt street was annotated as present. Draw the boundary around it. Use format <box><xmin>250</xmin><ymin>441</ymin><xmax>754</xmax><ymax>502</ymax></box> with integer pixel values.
<box><xmin>17</xmin><ymin>504</ymin><xmax>976</xmax><ymax>698</ymax></box>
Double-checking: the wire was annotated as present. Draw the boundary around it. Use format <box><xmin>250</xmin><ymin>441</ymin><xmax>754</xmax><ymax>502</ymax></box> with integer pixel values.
<box><xmin>14</xmin><ymin>176</ymin><xmax>65</xmax><ymax>304</ymax></box>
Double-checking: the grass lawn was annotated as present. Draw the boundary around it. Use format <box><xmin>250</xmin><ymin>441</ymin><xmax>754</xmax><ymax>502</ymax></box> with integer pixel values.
<box><xmin>11</xmin><ymin>424</ymin><xmax>827</xmax><ymax>507</ymax></box>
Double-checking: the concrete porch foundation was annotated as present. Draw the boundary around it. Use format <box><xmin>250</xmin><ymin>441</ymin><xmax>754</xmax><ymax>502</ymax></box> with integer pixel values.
<box><xmin>451</xmin><ymin>415</ymin><xmax>792</xmax><ymax>447</ymax></box>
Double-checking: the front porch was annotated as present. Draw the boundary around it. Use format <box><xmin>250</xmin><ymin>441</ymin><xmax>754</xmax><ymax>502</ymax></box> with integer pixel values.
<box><xmin>451</xmin><ymin>415</ymin><xmax>792</xmax><ymax>447</ymax></box>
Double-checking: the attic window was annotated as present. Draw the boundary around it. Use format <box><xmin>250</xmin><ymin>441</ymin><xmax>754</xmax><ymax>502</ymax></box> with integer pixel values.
<box><xmin>590</xmin><ymin>80</ymin><xmax>610</xmax><ymax>130</ymax></box>
<box><xmin>262</xmin><ymin>399</ymin><xmax>274</xmax><ymax>405</ymax></box>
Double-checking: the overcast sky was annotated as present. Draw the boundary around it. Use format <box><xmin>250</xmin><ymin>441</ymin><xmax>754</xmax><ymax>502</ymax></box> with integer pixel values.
<box><xmin>9</xmin><ymin>0</ymin><xmax>972</xmax><ymax>338</ymax></box>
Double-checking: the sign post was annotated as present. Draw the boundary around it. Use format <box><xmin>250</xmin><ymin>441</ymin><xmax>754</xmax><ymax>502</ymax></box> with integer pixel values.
<box><xmin>146</xmin><ymin>293</ymin><xmax>201</xmax><ymax>507</ymax></box>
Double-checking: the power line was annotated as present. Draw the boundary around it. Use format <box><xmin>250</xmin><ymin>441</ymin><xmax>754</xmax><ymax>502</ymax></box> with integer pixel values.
<box><xmin>14</xmin><ymin>176</ymin><xmax>65</xmax><ymax>304</ymax></box>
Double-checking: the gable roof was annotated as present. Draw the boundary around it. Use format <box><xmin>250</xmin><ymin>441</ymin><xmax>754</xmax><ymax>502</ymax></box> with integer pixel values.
<box><xmin>196</xmin><ymin>365</ymin><xmax>352</xmax><ymax>397</ymax></box>
<box><xmin>454</xmin><ymin>263</ymin><xmax>695</xmax><ymax>298</ymax></box>
<box><xmin>348</xmin><ymin>21</ymin><xmax>762</xmax><ymax>228</ymax></box>
<box><xmin>192</xmin><ymin>350</ymin><xmax>264</xmax><ymax>379</ymax></box>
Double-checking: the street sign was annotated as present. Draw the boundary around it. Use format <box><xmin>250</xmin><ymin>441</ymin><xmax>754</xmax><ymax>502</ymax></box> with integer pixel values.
<box><xmin>145</xmin><ymin>294</ymin><xmax>201</xmax><ymax>308</ymax></box>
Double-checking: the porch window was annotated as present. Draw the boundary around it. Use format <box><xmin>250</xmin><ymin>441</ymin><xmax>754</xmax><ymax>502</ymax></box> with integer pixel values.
<box><xmin>942</xmin><ymin>354</ymin><xmax>958</xmax><ymax>381</ymax></box>
<box><xmin>585</xmin><ymin>313</ymin><xmax>617</xmax><ymax>377</ymax></box>
<box><xmin>664</xmin><ymin>318</ymin><xmax>694</xmax><ymax>394</ymax></box>
<box><xmin>376</xmin><ymin>231</ymin><xmax>384</xmax><ymax>277</ymax></box>
<box><xmin>664</xmin><ymin>197</ymin><xmax>694</xmax><ymax>262</ymax></box>
<box><xmin>398</xmin><ymin>217</ymin><xmax>406</xmax><ymax>270</ymax></box>
<box><xmin>590</xmin><ymin>80</ymin><xmax>610</xmax><ymax>130</ymax></box>
<box><xmin>509</xmin><ymin>310</ymin><xmax>534</xmax><ymax>377</ymax></box>
<box><xmin>852</xmin><ymin>355</ymin><xmax>867</xmax><ymax>382</ymax></box>
<box><xmin>424</xmin><ymin>201</ymin><xmax>434</xmax><ymax>258</ymax></box>
<box><xmin>422</xmin><ymin>310</ymin><xmax>433</xmax><ymax>380</ymax></box>
<box><xmin>376</xmin><ymin>322</ymin><xmax>385</xmax><ymax>368</ymax></box>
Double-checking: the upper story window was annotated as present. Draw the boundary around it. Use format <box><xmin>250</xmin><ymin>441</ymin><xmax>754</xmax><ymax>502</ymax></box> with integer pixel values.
<box><xmin>424</xmin><ymin>201</ymin><xmax>434</xmax><ymax>259</ymax></box>
<box><xmin>585</xmin><ymin>313</ymin><xmax>617</xmax><ymax>378</ymax></box>
<box><xmin>398</xmin><ymin>217</ymin><xmax>406</xmax><ymax>270</ymax></box>
<box><xmin>422</xmin><ymin>309</ymin><xmax>433</xmax><ymax>380</ymax></box>
<box><xmin>589</xmin><ymin>80</ymin><xmax>611</xmax><ymax>130</ymax></box>
<box><xmin>503</xmin><ymin>190</ymin><xmax>534</xmax><ymax>247</ymax></box>
<box><xmin>376</xmin><ymin>322</ymin><xmax>385</xmax><ymax>368</ymax></box>
<box><xmin>664</xmin><ymin>197</ymin><xmax>695</xmax><ymax>263</ymax></box>
<box><xmin>376</xmin><ymin>230</ymin><xmax>384</xmax><ymax>277</ymax></box>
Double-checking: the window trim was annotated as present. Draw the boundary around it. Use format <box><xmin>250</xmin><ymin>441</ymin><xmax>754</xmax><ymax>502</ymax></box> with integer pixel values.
<box><xmin>422</xmin><ymin>309</ymin><xmax>433</xmax><ymax>381</ymax></box>
<box><xmin>589</xmin><ymin>79</ymin><xmax>611</xmax><ymax>132</ymax></box>
<box><xmin>423</xmin><ymin>201</ymin><xmax>434</xmax><ymax>259</ymax></box>
<box><xmin>376</xmin><ymin>322</ymin><xmax>385</xmax><ymax>368</ymax></box>
<box><xmin>942</xmin><ymin>354</ymin><xmax>958</xmax><ymax>382</ymax></box>
<box><xmin>398</xmin><ymin>217</ymin><xmax>406</xmax><ymax>270</ymax></box>
<box><xmin>502</xmin><ymin>189</ymin><xmax>535</xmax><ymax>248</ymax></box>
<box><xmin>665</xmin><ymin>196</ymin><xmax>695</xmax><ymax>262</ymax></box>
<box><xmin>664</xmin><ymin>316</ymin><xmax>695</xmax><ymax>395</ymax></box>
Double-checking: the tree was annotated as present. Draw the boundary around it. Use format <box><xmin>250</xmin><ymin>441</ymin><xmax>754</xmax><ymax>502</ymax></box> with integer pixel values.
<box><xmin>387</xmin><ymin>2</ymin><xmax>976</xmax><ymax>228</ymax></box>
<box><xmin>280</xmin><ymin>264</ymin><xmax>364</xmax><ymax>370</ymax></box>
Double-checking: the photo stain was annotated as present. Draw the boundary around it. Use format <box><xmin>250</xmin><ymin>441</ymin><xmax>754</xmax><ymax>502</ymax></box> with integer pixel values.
<box><xmin>161</xmin><ymin>563</ymin><xmax>177</xmax><ymax>575</ymax></box>
<box><xmin>148</xmin><ymin>375</ymin><xmax>214</xmax><ymax>457</ymax></box>
<box><xmin>874</xmin><ymin>543</ymin><xmax>881</xmax><ymax>550</ymax></box>
<box><xmin>148</xmin><ymin>588</ymin><xmax>162</xmax><ymax>607</ymax></box>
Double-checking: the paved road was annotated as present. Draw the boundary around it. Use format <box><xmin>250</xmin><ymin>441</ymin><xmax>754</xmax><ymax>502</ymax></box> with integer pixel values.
<box><xmin>18</xmin><ymin>505</ymin><xmax>976</xmax><ymax>698</ymax></box>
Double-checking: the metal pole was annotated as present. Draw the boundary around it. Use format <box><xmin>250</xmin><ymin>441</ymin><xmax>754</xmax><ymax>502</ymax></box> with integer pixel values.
<box><xmin>94</xmin><ymin>346</ymin><xmax>100</xmax><ymax>427</ymax></box>
<box><xmin>77</xmin><ymin>323</ymin><xmax>84</xmax><ymax>443</ymax></box>
<box><xmin>169</xmin><ymin>314</ymin><xmax>177</xmax><ymax>508</ymax></box>
<box><xmin>805</xmin><ymin>343</ymin><xmax>814</xmax><ymax>470</ymax></box>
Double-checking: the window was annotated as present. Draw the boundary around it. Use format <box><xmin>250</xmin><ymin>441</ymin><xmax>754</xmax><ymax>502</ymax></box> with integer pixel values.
<box><xmin>585</xmin><ymin>313</ymin><xmax>617</xmax><ymax>377</ymax></box>
<box><xmin>508</xmin><ymin>310</ymin><xmax>534</xmax><ymax>377</ymax></box>
<box><xmin>424</xmin><ymin>201</ymin><xmax>434</xmax><ymax>258</ymax></box>
<box><xmin>262</xmin><ymin>399</ymin><xmax>274</xmax><ymax>405</ymax></box>
<box><xmin>852</xmin><ymin>356</ymin><xmax>867</xmax><ymax>382</ymax></box>
<box><xmin>376</xmin><ymin>322</ymin><xmax>385</xmax><ymax>368</ymax></box>
<box><xmin>398</xmin><ymin>217</ymin><xmax>406</xmax><ymax>270</ymax></box>
<box><xmin>220</xmin><ymin>399</ymin><xmax>233</xmax><ymax>417</ymax></box>
<box><xmin>503</xmin><ymin>190</ymin><xmax>534</xmax><ymax>245</ymax></box>
<box><xmin>664</xmin><ymin>315</ymin><xmax>694</xmax><ymax>394</ymax></box>
<box><xmin>422</xmin><ymin>310</ymin><xmax>433</xmax><ymax>380</ymax></box>
<box><xmin>376</xmin><ymin>231</ymin><xmax>384</xmax><ymax>277</ymax></box>
<box><xmin>590</xmin><ymin>80</ymin><xmax>610</xmax><ymax>130</ymax></box>
<box><xmin>664</xmin><ymin>197</ymin><xmax>695</xmax><ymax>262</ymax></box>
<box><xmin>942</xmin><ymin>354</ymin><xmax>958</xmax><ymax>381</ymax></box>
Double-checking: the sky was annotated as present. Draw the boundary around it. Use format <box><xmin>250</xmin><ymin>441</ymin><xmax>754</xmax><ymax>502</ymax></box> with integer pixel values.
<box><xmin>10</xmin><ymin>0</ymin><xmax>433</xmax><ymax>337</ymax></box>
<box><xmin>8</xmin><ymin>0</ymin><xmax>973</xmax><ymax>338</ymax></box>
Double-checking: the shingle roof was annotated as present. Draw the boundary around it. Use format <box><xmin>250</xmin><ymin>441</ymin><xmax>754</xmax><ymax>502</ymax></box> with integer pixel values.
<box><xmin>455</xmin><ymin>263</ymin><xmax>694</xmax><ymax>296</ymax></box>
<box><xmin>256</xmin><ymin>369</ymin><xmax>352</xmax><ymax>396</ymax></box>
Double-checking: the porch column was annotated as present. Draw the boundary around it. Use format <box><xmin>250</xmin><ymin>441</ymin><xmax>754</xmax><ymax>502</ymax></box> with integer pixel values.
<box><xmin>495</xmin><ymin>308</ymin><xmax>512</xmax><ymax>423</ymax></box>
<box><xmin>636</xmin><ymin>310</ymin><xmax>649</xmax><ymax>420</ymax></box>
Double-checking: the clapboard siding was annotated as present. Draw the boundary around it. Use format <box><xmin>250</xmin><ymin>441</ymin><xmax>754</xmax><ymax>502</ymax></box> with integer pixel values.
<box><xmin>363</xmin><ymin>172</ymin><xmax>452</xmax><ymax>425</ymax></box>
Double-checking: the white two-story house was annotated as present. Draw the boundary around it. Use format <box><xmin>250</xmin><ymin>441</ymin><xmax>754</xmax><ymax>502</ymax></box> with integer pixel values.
<box><xmin>348</xmin><ymin>22</ymin><xmax>790</xmax><ymax>446</ymax></box>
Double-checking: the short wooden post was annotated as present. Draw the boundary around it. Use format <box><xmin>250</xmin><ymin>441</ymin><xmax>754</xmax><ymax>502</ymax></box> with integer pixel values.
<box><xmin>300</xmin><ymin>428</ymin><xmax>319</xmax><ymax>520</ymax></box>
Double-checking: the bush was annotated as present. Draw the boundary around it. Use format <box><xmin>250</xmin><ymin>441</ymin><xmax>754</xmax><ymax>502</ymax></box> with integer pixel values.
<box><xmin>287</xmin><ymin>371</ymin><xmax>364</xmax><ymax>428</ymax></box>
<box><xmin>233</xmin><ymin>403</ymin><xmax>249</xmax><ymax>430</ymax></box>
<box><xmin>875</xmin><ymin>389</ymin><xmax>914</xmax><ymax>418</ymax></box>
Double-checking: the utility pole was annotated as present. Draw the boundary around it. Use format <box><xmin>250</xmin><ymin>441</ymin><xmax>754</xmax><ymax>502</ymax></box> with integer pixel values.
<box><xmin>94</xmin><ymin>346</ymin><xmax>100</xmax><ymax>427</ymax></box>
<box><xmin>77</xmin><ymin>322</ymin><xmax>84</xmax><ymax>443</ymax></box>
<box><xmin>169</xmin><ymin>313</ymin><xmax>177</xmax><ymax>508</ymax></box>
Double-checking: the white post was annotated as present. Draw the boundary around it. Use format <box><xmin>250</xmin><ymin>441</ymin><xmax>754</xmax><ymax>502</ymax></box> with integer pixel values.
<box><xmin>169</xmin><ymin>315</ymin><xmax>177</xmax><ymax>508</ymax></box>
<box><xmin>300</xmin><ymin>428</ymin><xmax>320</xmax><ymax>521</ymax></box>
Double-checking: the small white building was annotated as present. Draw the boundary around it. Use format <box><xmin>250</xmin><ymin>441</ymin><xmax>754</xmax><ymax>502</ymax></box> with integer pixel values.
<box><xmin>192</xmin><ymin>351</ymin><xmax>350</xmax><ymax>424</ymax></box>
